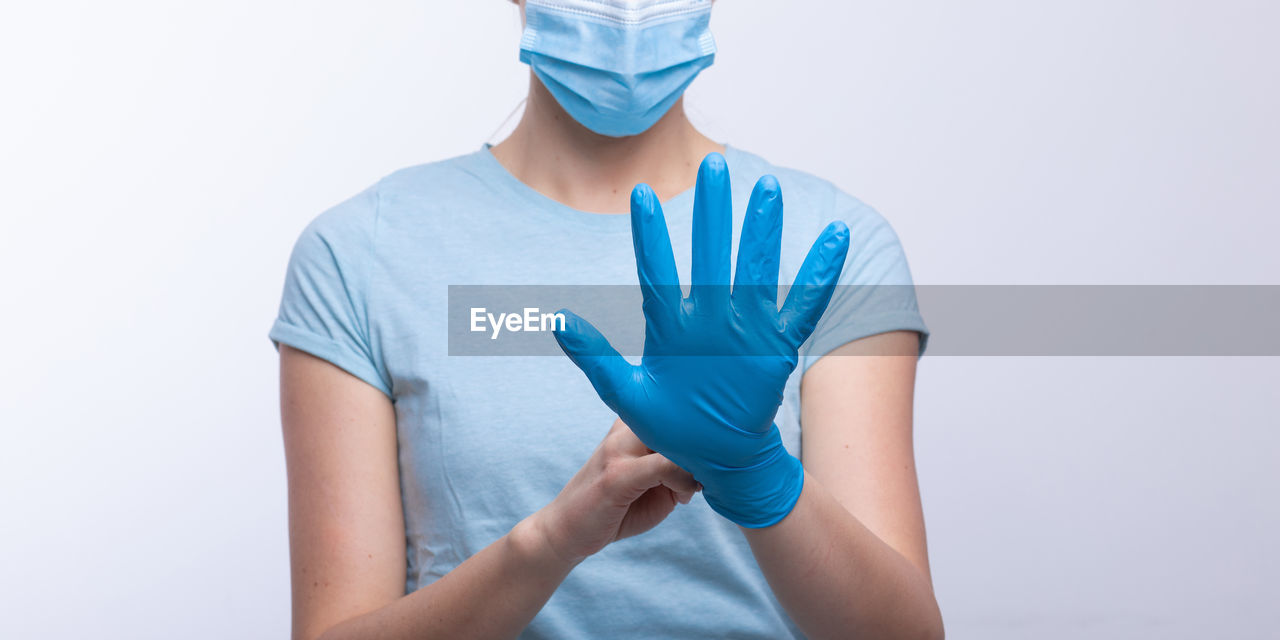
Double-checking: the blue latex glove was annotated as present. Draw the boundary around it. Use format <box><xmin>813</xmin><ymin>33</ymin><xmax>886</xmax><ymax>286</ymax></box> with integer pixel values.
<box><xmin>554</xmin><ymin>152</ymin><xmax>850</xmax><ymax>528</ymax></box>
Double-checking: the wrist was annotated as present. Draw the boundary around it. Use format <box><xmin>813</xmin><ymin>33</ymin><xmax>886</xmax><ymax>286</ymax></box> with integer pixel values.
<box><xmin>510</xmin><ymin>512</ymin><xmax>586</xmax><ymax>573</ymax></box>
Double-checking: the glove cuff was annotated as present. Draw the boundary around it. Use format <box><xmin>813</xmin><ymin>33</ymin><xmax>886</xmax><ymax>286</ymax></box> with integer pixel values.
<box><xmin>700</xmin><ymin>439</ymin><xmax>805</xmax><ymax>528</ymax></box>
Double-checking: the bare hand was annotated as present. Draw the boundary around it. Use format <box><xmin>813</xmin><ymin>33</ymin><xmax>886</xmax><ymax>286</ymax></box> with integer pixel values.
<box><xmin>528</xmin><ymin>418</ymin><xmax>701</xmax><ymax>565</ymax></box>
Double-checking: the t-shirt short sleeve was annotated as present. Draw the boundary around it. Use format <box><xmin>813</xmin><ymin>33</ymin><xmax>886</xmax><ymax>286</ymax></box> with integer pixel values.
<box><xmin>798</xmin><ymin>193</ymin><xmax>929</xmax><ymax>374</ymax></box>
<box><xmin>267</xmin><ymin>186</ymin><xmax>393</xmax><ymax>398</ymax></box>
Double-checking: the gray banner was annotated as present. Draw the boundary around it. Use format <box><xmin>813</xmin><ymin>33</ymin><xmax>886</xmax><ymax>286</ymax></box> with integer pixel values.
<box><xmin>447</xmin><ymin>285</ymin><xmax>1280</xmax><ymax>356</ymax></box>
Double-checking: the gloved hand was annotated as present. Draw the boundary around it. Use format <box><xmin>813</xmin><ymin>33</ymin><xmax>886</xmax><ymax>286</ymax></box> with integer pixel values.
<box><xmin>553</xmin><ymin>152</ymin><xmax>850</xmax><ymax>528</ymax></box>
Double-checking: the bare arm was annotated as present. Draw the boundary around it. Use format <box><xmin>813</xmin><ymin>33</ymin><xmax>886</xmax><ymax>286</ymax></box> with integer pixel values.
<box><xmin>280</xmin><ymin>345</ymin><xmax>697</xmax><ymax>640</ymax></box>
<box><xmin>741</xmin><ymin>331</ymin><xmax>944</xmax><ymax>640</ymax></box>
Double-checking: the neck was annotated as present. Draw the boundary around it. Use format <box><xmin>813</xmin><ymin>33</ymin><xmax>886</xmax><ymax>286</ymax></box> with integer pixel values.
<box><xmin>491</xmin><ymin>73</ymin><xmax>725</xmax><ymax>214</ymax></box>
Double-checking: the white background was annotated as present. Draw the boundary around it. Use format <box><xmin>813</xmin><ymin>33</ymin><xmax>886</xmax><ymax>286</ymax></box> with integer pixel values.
<box><xmin>2</xmin><ymin>1</ymin><xmax>1277</xmax><ymax>638</ymax></box>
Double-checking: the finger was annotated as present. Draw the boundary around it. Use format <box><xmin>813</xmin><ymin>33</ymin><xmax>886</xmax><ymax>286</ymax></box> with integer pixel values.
<box><xmin>622</xmin><ymin>453</ymin><xmax>701</xmax><ymax>496</ymax></box>
<box><xmin>614</xmin><ymin>486</ymin><xmax>680</xmax><ymax>541</ymax></box>
<box><xmin>779</xmin><ymin>221</ymin><xmax>851</xmax><ymax>347</ymax></box>
<box><xmin>553</xmin><ymin>309</ymin><xmax>636</xmax><ymax>410</ymax></box>
<box><xmin>690</xmin><ymin>152</ymin><xmax>733</xmax><ymax>307</ymax></box>
<box><xmin>630</xmin><ymin>184</ymin><xmax>681</xmax><ymax>321</ymax></box>
<box><xmin>732</xmin><ymin>175</ymin><xmax>783</xmax><ymax>309</ymax></box>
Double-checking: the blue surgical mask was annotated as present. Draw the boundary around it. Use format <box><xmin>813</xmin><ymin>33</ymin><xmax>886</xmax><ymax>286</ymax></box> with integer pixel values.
<box><xmin>519</xmin><ymin>0</ymin><xmax>717</xmax><ymax>138</ymax></box>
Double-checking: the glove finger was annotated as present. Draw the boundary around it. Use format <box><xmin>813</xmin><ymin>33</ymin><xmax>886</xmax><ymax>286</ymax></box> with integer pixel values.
<box><xmin>690</xmin><ymin>152</ymin><xmax>732</xmax><ymax>307</ymax></box>
<box><xmin>630</xmin><ymin>184</ymin><xmax>682</xmax><ymax>321</ymax></box>
<box><xmin>779</xmin><ymin>221</ymin><xmax>850</xmax><ymax>347</ymax></box>
<box><xmin>732</xmin><ymin>175</ymin><xmax>783</xmax><ymax>309</ymax></box>
<box><xmin>552</xmin><ymin>308</ymin><xmax>635</xmax><ymax>409</ymax></box>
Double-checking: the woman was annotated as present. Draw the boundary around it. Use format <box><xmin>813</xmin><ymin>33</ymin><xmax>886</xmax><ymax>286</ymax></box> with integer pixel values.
<box><xmin>269</xmin><ymin>1</ymin><xmax>943</xmax><ymax>638</ymax></box>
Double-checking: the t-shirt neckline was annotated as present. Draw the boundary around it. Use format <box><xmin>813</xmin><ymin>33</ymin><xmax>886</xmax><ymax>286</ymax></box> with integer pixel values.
<box><xmin>474</xmin><ymin>141</ymin><xmax>739</xmax><ymax>233</ymax></box>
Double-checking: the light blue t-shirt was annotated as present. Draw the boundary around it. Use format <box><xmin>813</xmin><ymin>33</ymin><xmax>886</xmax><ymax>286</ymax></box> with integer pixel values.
<box><xmin>268</xmin><ymin>144</ymin><xmax>927</xmax><ymax>639</ymax></box>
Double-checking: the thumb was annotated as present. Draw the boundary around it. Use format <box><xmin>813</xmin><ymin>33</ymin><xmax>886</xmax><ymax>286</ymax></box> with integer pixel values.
<box><xmin>553</xmin><ymin>308</ymin><xmax>635</xmax><ymax>410</ymax></box>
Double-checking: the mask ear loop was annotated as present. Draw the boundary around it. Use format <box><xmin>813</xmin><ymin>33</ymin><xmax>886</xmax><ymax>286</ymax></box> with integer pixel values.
<box><xmin>486</xmin><ymin>96</ymin><xmax>528</xmax><ymax>146</ymax></box>
<box><xmin>489</xmin><ymin>0</ymin><xmax>529</xmax><ymax>147</ymax></box>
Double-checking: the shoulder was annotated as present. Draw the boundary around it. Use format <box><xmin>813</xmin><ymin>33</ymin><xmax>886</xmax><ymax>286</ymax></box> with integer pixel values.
<box><xmin>726</xmin><ymin>146</ymin><xmax>907</xmax><ymax>266</ymax></box>
<box><xmin>297</xmin><ymin>149</ymin><xmax>490</xmax><ymax>250</ymax></box>
<box><xmin>377</xmin><ymin>150</ymin><xmax>491</xmax><ymax>201</ymax></box>
<box><xmin>724</xmin><ymin>148</ymin><xmax>930</xmax><ymax>363</ymax></box>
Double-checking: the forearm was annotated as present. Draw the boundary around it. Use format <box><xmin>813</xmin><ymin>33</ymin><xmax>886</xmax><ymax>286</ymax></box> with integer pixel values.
<box><xmin>317</xmin><ymin>517</ymin><xmax>575</xmax><ymax>640</ymax></box>
<box><xmin>743</xmin><ymin>470</ymin><xmax>944</xmax><ymax>640</ymax></box>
